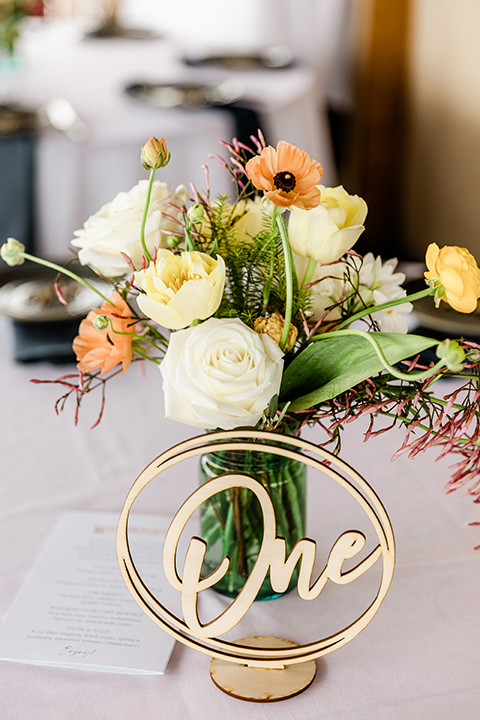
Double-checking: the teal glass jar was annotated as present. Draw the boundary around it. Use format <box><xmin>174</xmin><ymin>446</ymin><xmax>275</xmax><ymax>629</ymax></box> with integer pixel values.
<box><xmin>198</xmin><ymin>445</ymin><xmax>307</xmax><ymax>600</ymax></box>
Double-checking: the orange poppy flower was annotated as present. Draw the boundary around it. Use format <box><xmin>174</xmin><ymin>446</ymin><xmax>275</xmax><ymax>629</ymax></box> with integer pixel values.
<box><xmin>73</xmin><ymin>292</ymin><xmax>134</xmax><ymax>376</ymax></box>
<box><xmin>245</xmin><ymin>141</ymin><xmax>323</xmax><ymax>210</ymax></box>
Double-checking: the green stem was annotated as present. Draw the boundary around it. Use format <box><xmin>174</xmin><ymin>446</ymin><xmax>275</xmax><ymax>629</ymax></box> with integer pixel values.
<box><xmin>132</xmin><ymin>346</ymin><xmax>162</xmax><ymax>364</ymax></box>
<box><xmin>140</xmin><ymin>168</ymin><xmax>156</xmax><ymax>263</ymax></box>
<box><xmin>335</xmin><ymin>286</ymin><xmax>436</xmax><ymax>331</ymax></box>
<box><xmin>275</xmin><ymin>211</ymin><xmax>294</xmax><ymax>351</ymax></box>
<box><xmin>138</xmin><ymin>320</ymin><xmax>169</xmax><ymax>346</ymax></box>
<box><xmin>183</xmin><ymin>214</ymin><xmax>196</xmax><ymax>252</ymax></box>
<box><xmin>109</xmin><ymin>324</ymin><xmax>165</xmax><ymax>352</ymax></box>
<box><xmin>263</xmin><ymin>235</ymin><xmax>275</xmax><ymax>310</ymax></box>
<box><xmin>301</xmin><ymin>258</ymin><xmax>317</xmax><ymax>289</ymax></box>
<box><xmin>21</xmin><ymin>252</ymin><xmax>114</xmax><ymax>306</ymax></box>
<box><xmin>311</xmin><ymin>328</ymin><xmax>445</xmax><ymax>381</ymax></box>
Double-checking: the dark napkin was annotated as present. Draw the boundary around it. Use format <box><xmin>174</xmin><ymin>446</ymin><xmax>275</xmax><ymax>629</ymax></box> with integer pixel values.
<box><xmin>215</xmin><ymin>102</ymin><xmax>267</xmax><ymax>148</ymax></box>
<box><xmin>0</xmin><ymin>105</ymin><xmax>37</xmax><ymax>253</ymax></box>
<box><xmin>12</xmin><ymin>319</ymin><xmax>78</xmax><ymax>364</ymax></box>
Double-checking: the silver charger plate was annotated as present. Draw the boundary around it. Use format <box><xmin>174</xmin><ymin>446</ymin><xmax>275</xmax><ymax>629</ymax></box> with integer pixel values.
<box><xmin>0</xmin><ymin>275</ymin><xmax>110</xmax><ymax>322</ymax></box>
<box><xmin>413</xmin><ymin>294</ymin><xmax>480</xmax><ymax>337</ymax></box>
<box><xmin>124</xmin><ymin>79</ymin><xmax>244</xmax><ymax>108</ymax></box>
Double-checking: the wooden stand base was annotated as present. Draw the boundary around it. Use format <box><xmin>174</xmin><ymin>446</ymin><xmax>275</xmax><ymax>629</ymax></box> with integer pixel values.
<box><xmin>209</xmin><ymin>637</ymin><xmax>317</xmax><ymax>702</ymax></box>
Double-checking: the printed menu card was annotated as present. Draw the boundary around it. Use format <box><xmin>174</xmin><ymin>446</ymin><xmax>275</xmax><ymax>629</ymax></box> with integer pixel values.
<box><xmin>0</xmin><ymin>511</ymin><xmax>179</xmax><ymax>674</ymax></box>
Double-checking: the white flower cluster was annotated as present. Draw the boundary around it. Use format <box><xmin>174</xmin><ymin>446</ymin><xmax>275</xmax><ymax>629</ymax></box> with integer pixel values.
<box><xmin>357</xmin><ymin>253</ymin><xmax>413</xmax><ymax>333</ymax></box>
<box><xmin>296</xmin><ymin>252</ymin><xmax>412</xmax><ymax>333</ymax></box>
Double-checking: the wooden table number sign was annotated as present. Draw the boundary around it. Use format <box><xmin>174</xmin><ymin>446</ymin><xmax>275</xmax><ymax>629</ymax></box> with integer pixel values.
<box><xmin>116</xmin><ymin>430</ymin><xmax>395</xmax><ymax>702</ymax></box>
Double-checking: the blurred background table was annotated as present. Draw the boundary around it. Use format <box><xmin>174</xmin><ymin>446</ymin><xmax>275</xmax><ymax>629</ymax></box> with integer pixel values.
<box><xmin>1</xmin><ymin>8</ymin><xmax>339</xmax><ymax>260</ymax></box>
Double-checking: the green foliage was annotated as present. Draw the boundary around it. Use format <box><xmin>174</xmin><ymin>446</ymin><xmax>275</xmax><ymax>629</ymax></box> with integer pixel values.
<box><xmin>280</xmin><ymin>332</ymin><xmax>438</xmax><ymax>410</ymax></box>
<box><xmin>204</xmin><ymin>198</ymin><xmax>310</xmax><ymax>329</ymax></box>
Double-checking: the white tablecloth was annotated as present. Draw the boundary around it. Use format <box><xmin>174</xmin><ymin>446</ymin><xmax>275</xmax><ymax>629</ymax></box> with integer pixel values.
<box><xmin>1</xmin><ymin>313</ymin><xmax>480</xmax><ymax>719</ymax></box>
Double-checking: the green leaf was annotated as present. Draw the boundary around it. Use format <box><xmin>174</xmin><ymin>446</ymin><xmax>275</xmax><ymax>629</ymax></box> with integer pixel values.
<box><xmin>267</xmin><ymin>394</ymin><xmax>279</xmax><ymax>419</ymax></box>
<box><xmin>280</xmin><ymin>332</ymin><xmax>438</xmax><ymax>411</ymax></box>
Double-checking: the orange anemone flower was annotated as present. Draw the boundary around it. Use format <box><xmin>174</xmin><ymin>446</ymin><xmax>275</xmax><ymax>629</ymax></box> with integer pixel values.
<box><xmin>245</xmin><ymin>140</ymin><xmax>323</xmax><ymax>210</ymax></box>
<box><xmin>73</xmin><ymin>291</ymin><xmax>134</xmax><ymax>376</ymax></box>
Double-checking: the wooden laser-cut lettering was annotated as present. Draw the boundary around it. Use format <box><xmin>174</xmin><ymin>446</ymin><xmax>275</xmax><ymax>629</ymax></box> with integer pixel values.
<box><xmin>163</xmin><ymin>473</ymin><xmax>383</xmax><ymax>639</ymax></box>
<box><xmin>116</xmin><ymin>429</ymin><xmax>395</xmax><ymax>684</ymax></box>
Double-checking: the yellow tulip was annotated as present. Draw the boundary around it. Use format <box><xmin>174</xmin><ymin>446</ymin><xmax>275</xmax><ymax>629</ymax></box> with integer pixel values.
<box><xmin>134</xmin><ymin>249</ymin><xmax>225</xmax><ymax>329</ymax></box>
<box><xmin>424</xmin><ymin>243</ymin><xmax>480</xmax><ymax>313</ymax></box>
<box><xmin>288</xmin><ymin>185</ymin><xmax>368</xmax><ymax>263</ymax></box>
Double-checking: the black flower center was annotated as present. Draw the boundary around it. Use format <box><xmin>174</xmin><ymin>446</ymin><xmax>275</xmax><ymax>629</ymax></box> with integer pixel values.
<box><xmin>273</xmin><ymin>171</ymin><xmax>296</xmax><ymax>193</ymax></box>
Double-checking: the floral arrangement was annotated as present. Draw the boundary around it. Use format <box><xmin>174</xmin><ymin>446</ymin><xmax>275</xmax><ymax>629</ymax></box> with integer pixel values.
<box><xmin>3</xmin><ymin>132</ymin><xmax>480</xmax><ymax>535</ymax></box>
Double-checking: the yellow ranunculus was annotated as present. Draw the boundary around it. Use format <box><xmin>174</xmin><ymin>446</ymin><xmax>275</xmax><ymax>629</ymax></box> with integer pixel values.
<box><xmin>288</xmin><ymin>185</ymin><xmax>367</xmax><ymax>263</ymax></box>
<box><xmin>134</xmin><ymin>249</ymin><xmax>225</xmax><ymax>329</ymax></box>
<box><xmin>424</xmin><ymin>243</ymin><xmax>480</xmax><ymax>313</ymax></box>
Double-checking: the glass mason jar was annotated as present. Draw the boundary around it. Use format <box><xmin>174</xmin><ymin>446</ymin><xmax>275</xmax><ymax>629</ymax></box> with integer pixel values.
<box><xmin>198</xmin><ymin>445</ymin><xmax>307</xmax><ymax>600</ymax></box>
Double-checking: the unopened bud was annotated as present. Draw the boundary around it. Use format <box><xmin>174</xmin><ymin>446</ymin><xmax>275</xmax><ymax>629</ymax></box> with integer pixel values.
<box><xmin>467</xmin><ymin>348</ymin><xmax>480</xmax><ymax>363</ymax></box>
<box><xmin>187</xmin><ymin>203</ymin><xmax>204</xmax><ymax>223</ymax></box>
<box><xmin>437</xmin><ymin>338</ymin><xmax>466</xmax><ymax>372</ymax></box>
<box><xmin>141</xmin><ymin>136</ymin><xmax>170</xmax><ymax>171</ymax></box>
<box><xmin>93</xmin><ymin>314</ymin><xmax>110</xmax><ymax>331</ymax></box>
<box><xmin>166</xmin><ymin>235</ymin><xmax>180</xmax><ymax>248</ymax></box>
<box><xmin>254</xmin><ymin>312</ymin><xmax>298</xmax><ymax>352</ymax></box>
<box><xmin>1</xmin><ymin>237</ymin><xmax>25</xmax><ymax>266</ymax></box>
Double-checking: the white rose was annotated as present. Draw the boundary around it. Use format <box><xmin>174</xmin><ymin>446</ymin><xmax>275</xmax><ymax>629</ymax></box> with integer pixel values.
<box><xmin>72</xmin><ymin>180</ymin><xmax>188</xmax><ymax>277</ymax></box>
<box><xmin>135</xmin><ymin>249</ymin><xmax>225</xmax><ymax>330</ymax></box>
<box><xmin>288</xmin><ymin>185</ymin><xmax>367</xmax><ymax>263</ymax></box>
<box><xmin>160</xmin><ymin>317</ymin><xmax>284</xmax><ymax>429</ymax></box>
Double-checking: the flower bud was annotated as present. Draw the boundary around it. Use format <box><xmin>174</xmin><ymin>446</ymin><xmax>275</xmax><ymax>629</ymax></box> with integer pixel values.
<box><xmin>187</xmin><ymin>203</ymin><xmax>205</xmax><ymax>223</ymax></box>
<box><xmin>254</xmin><ymin>312</ymin><xmax>298</xmax><ymax>352</ymax></box>
<box><xmin>436</xmin><ymin>339</ymin><xmax>466</xmax><ymax>372</ymax></box>
<box><xmin>467</xmin><ymin>348</ymin><xmax>480</xmax><ymax>364</ymax></box>
<box><xmin>93</xmin><ymin>314</ymin><xmax>110</xmax><ymax>330</ymax></box>
<box><xmin>141</xmin><ymin>136</ymin><xmax>170</xmax><ymax>171</ymax></box>
<box><xmin>0</xmin><ymin>237</ymin><xmax>25</xmax><ymax>266</ymax></box>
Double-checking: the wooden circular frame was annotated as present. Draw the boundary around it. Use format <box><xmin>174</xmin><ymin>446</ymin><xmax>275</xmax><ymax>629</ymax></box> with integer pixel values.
<box><xmin>116</xmin><ymin>430</ymin><xmax>395</xmax><ymax>669</ymax></box>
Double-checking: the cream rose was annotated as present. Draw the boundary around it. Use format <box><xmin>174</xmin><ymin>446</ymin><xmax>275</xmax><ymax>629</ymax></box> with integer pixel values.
<box><xmin>135</xmin><ymin>249</ymin><xmax>225</xmax><ymax>329</ymax></box>
<box><xmin>288</xmin><ymin>185</ymin><xmax>367</xmax><ymax>263</ymax></box>
<box><xmin>160</xmin><ymin>317</ymin><xmax>284</xmax><ymax>429</ymax></box>
<box><xmin>72</xmin><ymin>180</ymin><xmax>188</xmax><ymax>277</ymax></box>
